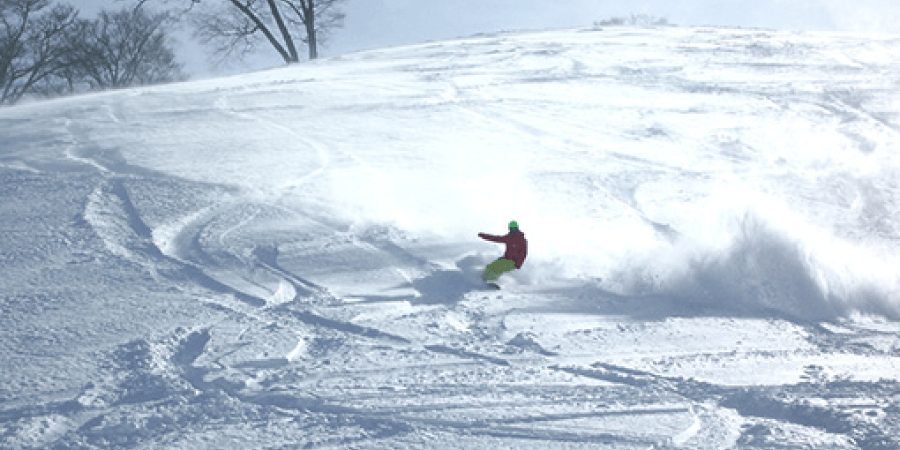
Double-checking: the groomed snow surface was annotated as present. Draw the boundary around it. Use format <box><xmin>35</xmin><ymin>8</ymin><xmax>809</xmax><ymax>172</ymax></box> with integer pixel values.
<box><xmin>2</xmin><ymin>25</ymin><xmax>900</xmax><ymax>449</ymax></box>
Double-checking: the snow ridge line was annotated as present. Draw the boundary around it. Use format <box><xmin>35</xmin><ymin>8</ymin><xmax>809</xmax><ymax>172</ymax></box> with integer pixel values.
<box><xmin>81</xmin><ymin>178</ymin><xmax>164</xmax><ymax>261</ymax></box>
<box><xmin>423</xmin><ymin>344</ymin><xmax>510</xmax><ymax>366</ymax></box>
<box><xmin>251</xmin><ymin>244</ymin><xmax>325</xmax><ymax>295</ymax></box>
<box><xmin>670</xmin><ymin>404</ymin><xmax>703</xmax><ymax>447</ymax></box>
<box><xmin>78</xmin><ymin>174</ymin><xmax>321</xmax><ymax>311</ymax></box>
<box><xmin>149</xmin><ymin>199</ymin><xmax>327</xmax><ymax>306</ymax></box>
<box><xmin>554</xmin><ymin>362</ymin><xmax>900</xmax><ymax>449</ymax></box>
<box><xmin>79</xmin><ymin>178</ymin><xmax>412</xmax><ymax>346</ymax></box>
<box><xmin>81</xmin><ymin>178</ymin><xmax>268</xmax><ymax>306</ymax></box>
<box><xmin>277</xmin><ymin>308</ymin><xmax>412</xmax><ymax>344</ymax></box>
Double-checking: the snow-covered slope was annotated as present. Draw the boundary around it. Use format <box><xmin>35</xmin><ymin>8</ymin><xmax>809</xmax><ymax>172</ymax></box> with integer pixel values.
<box><xmin>2</xmin><ymin>25</ymin><xmax>900</xmax><ymax>449</ymax></box>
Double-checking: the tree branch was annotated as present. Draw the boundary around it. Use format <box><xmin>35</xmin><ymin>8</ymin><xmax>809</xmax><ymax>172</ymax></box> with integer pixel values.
<box><xmin>226</xmin><ymin>0</ymin><xmax>292</xmax><ymax>63</ymax></box>
<box><xmin>265</xmin><ymin>0</ymin><xmax>297</xmax><ymax>62</ymax></box>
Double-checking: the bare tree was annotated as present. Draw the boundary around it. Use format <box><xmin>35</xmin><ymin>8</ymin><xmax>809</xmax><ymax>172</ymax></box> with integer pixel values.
<box><xmin>71</xmin><ymin>7</ymin><xmax>185</xmax><ymax>90</ymax></box>
<box><xmin>190</xmin><ymin>0</ymin><xmax>345</xmax><ymax>65</ymax></box>
<box><xmin>0</xmin><ymin>0</ymin><xmax>79</xmax><ymax>104</ymax></box>
<box><xmin>282</xmin><ymin>0</ymin><xmax>345</xmax><ymax>60</ymax></box>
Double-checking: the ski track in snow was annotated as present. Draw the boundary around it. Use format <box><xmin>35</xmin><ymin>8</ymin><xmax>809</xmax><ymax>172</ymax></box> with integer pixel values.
<box><xmin>2</xmin><ymin>25</ymin><xmax>900</xmax><ymax>450</ymax></box>
<box><xmin>215</xmin><ymin>92</ymin><xmax>331</xmax><ymax>190</ymax></box>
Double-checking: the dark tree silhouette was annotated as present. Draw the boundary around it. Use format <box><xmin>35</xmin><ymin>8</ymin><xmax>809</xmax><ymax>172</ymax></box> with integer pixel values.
<box><xmin>190</xmin><ymin>0</ymin><xmax>345</xmax><ymax>64</ymax></box>
<box><xmin>71</xmin><ymin>7</ymin><xmax>185</xmax><ymax>89</ymax></box>
<box><xmin>0</xmin><ymin>0</ymin><xmax>79</xmax><ymax>104</ymax></box>
<box><xmin>1</xmin><ymin>1</ymin><xmax>184</xmax><ymax>104</ymax></box>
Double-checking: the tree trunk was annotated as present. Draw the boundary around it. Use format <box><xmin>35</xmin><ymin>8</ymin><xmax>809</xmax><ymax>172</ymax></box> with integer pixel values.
<box><xmin>304</xmin><ymin>0</ymin><xmax>317</xmax><ymax>59</ymax></box>
<box><xmin>282</xmin><ymin>0</ymin><xmax>325</xmax><ymax>60</ymax></box>
<box><xmin>266</xmin><ymin>0</ymin><xmax>298</xmax><ymax>62</ymax></box>
<box><xmin>227</xmin><ymin>0</ymin><xmax>293</xmax><ymax>63</ymax></box>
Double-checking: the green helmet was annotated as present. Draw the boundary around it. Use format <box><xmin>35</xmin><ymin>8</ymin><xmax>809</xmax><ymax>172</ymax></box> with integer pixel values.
<box><xmin>508</xmin><ymin>221</ymin><xmax>519</xmax><ymax>229</ymax></box>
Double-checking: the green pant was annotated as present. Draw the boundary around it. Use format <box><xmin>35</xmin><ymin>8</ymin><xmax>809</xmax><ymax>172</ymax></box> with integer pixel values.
<box><xmin>483</xmin><ymin>258</ymin><xmax>517</xmax><ymax>282</ymax></box>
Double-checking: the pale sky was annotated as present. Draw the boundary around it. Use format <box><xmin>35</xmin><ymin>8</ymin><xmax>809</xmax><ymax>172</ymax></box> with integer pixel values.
<box><xmin>71</xmin><ymin>0</ymin><xmax>900</xmax><ymax>78</ymax></box>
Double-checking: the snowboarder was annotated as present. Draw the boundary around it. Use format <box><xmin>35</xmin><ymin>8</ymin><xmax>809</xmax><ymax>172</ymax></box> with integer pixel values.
<box><xmin>478</xmin><ymin>221</ymin><xmax>528</xmax><ymax>286</ymax></box>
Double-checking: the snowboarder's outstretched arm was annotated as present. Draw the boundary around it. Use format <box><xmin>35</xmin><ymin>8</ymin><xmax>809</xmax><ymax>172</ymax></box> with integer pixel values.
<box><xmin>478</xmin><ymin>233</ymin><xmax>509</xmax><ymax>243</ymax></box>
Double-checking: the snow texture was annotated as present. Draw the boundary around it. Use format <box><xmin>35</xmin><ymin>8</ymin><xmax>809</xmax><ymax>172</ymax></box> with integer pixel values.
<box><xmin>2</xmin><ymin>25</ymin><xmax>900</xmax><ymax>450</ymax></box>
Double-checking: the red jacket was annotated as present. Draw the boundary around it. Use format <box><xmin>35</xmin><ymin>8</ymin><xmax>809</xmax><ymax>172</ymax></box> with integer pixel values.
<box><xmin>478</xmin><ymin>231</ymin><xmax>528</xmax><ymax>268</ymax></box>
